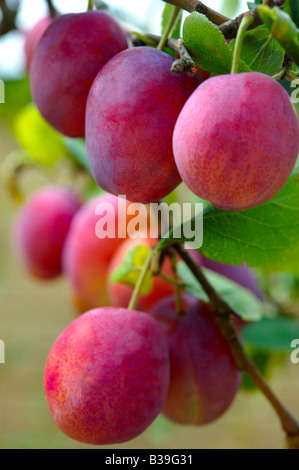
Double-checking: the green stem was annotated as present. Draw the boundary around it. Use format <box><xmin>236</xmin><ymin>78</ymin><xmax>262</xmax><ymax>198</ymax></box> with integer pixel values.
<box><xmin>230</xmin><ymin>14</ymin><xmax>254</xmax><ymax>74</ymax></box>
<box><xmin>128</xmin><ymin>249</ymin><xmax>154</xmax><ymax>311</ymax></box>
<box><xmin>88</xmin><ymin>0</ymin><xmax>93</xmax><ymax>10</ymax></box>
<box><xmin>157</xmin><ymin>6</ymin><xmax>181</xmax><ymax>51</ymax></box>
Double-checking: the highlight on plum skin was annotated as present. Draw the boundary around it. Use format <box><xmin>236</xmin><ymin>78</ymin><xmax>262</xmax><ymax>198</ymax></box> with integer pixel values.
<box><xmin>30</xmin><ymin>11</ymin><xmax>128</xmax><ymax>138</ymax></box>
<box><xmin>44</xmin><ymin>307</ymin><xmax>170</xmax><ymax>445</ymax></box>
<box><xmin>150</xmin><ymin>294</ymin><xmax>242</xmax><ymax>426</ymax></box>
<box><xmin>85</xmin><ymin>46</ymin><xmax>200</xmax><ymax>204</ymax></box>
<box><xmin>173</xmin><ymin>72</ymin><xmax>299</xmax><ymax>211</ymax></box>
<box><xmin>12</xmin><ymin>186</ymin><xmax>82</xmax><ymax>280</ymax></box>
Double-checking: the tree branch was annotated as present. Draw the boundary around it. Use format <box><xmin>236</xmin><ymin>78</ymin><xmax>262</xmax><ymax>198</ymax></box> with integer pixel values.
<box><xmin>0</xmin><ymin>0</ymin><xmax>19</xmax><ymax>36</ymax></box>
<box><xmin>163</xmin><ymin>0</ymin><xmax>229</xmax><ymax>25</ymax></box>
<box><xmin>163</xmin><ymin>0</ymin><xmax>288</xmax><ymax>38</ymax></box>
<box><xmin>219</xmin><ymin>0</ymin><xmax>287</xmax><ymax>39</ymax></box>
<box><xmin>174</xmin><ymin>243</ymin><xmax>299</xmax><ymax>449</ymax></box>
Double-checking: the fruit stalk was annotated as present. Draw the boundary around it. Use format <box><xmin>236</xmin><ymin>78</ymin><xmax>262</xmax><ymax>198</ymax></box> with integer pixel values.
<box><xmin>157</xmin><ymin>6</ymin><xmax>181</xmax><ymax>51</ymax></box>
<box><xmin>231</xmin><ymin>13</ymin><xmax>254</xmax><ymax>75</ymax></box>
<box><xmin>128</xmin><ymin>249</ymin><xmax>154</xmax><ymax>311</ymax></box>
<box><xmin>174</xmin><ymin>243</ymin><xmax>299</xmax><ymax>448</ymax></box>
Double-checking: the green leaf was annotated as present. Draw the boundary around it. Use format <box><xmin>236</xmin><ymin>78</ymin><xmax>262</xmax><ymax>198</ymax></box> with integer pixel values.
<box><xmin>109</xmin><ymin>244</ymin><xmax>153</xmax><ymax>295</ymax></box>
<box><xmin>62</xmin><ymin>137</ymin><xmax>90</xmax><ymax>171</ymax></box>
<box><xmin>157</xmin><ymin>171</ymin><xmax>299</xmax><ymax>270</ymax></box>
<box><xmin>258</xmin><ymin>5</ymin><xmax>299</xmax><ymax>67</ymax></box>
<box><xmin>14</xmin><ymin>103</ymin><xmax>66</xmax><ymax>167</ymax></box>
<box><xmin>229</xmin><ymin>25</ymin><xmax>285</xmax><ymax>76</ymax></box>
<box><xmin>183</xmin><ymin>12</ymin><xmax>251</xmax><ymax>74</ymax></box>
<box><xmin>178</xmin><ymin>263</ymin><xmax>264</xmax><ymax>322</ymax></box>
<box><xmin>242</xmin><ymin>316</ymin><xmax>299</xmax><ymax>352</ymax></box>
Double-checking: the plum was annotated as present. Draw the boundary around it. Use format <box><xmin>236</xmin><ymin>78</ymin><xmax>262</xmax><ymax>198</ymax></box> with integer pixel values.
<box><xmin>85</xmin><ymin>46</ymin><xmax>200</xmax><ymax>203</ymax></box>
<box><xmin>30</xmin><ymin>11</ymin><xmax>128</xmax><ymax>137</ymax></box>
<box><xmin>12</xmin><ymin>186</ymin><xmax>81</xmax><ymax>280</ymax></box>
<box><xmin>150</xmin><ymin>294</ymin><xmax>242</xmax><ymax>425</ymax></box>
<box><xmin>62</xmin><ymin>193</ymin><xmax>149</xmax><ymax>312</ymax></box>
<box><xmin>44</xmin><ymin>307</ymin><xmax>170</xmax><ymax>445</ymax></box>
<box><xmin>173</xmin><ymin>72</ymin><xmax>299</xmax><ymax>211</ymax></box>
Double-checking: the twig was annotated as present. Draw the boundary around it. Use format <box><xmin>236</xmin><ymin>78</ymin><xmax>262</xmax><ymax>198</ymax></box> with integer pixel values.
<box><xmin>164</xmin><ymin>0</ymin><xmax>229</xmax><ymax>25</ymax></box>
<box><xmin>174</xmin><ymin>243</ymin><xmax>299</xmax><ymax>448</ymax></box>
<box><xmin>219</xmin><ymin>0</ymin><xmax>287</xmax><ymax>38</ymax></box>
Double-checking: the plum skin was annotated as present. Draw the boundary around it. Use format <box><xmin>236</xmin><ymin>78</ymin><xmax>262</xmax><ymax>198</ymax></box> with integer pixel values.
<box><xmin>30</xmin><ymin>11</ymin><xmax>128</xmax><ymax>138</ymax></box>
<box><xmin>44</xmin><ymin>307</ymin><xmax>170</xmax><ymax>445</ymax></box>
<box><xmin>86</xmin><ymin>46</ymin><xmax>200</xmax><ymax>204</ymax></box>
<box><xmin>12</xmin><ymin>186</ymin><xmax>81</xmax><ymax>280</ymax></box>
<box><xmin>150</xmin><ymin>294</ymin><xmax>242</xmax><ymax>425</ymax></box>
<box><xmin>173</xmin><ymin>72</ymin><xmax>299</xmax><ymax>211</ymax></box>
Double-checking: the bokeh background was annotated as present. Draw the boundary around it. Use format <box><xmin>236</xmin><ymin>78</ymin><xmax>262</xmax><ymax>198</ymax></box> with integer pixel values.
<box><xmin>0</xmin><ymin>0</ymin><xmax>298</xmax><ymax>450</ymax></box>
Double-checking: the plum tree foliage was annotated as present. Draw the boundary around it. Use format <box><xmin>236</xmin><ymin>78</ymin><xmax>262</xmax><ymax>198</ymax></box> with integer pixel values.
<box><xmin>3</xmin><ymin>0</ymin><xmax>299</xmax><ymax>450</ymax></box>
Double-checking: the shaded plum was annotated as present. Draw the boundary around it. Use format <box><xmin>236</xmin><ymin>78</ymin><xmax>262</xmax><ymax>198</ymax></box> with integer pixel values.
<box><xmin>30</xmin><ymin>11</ymin><xmax>128</xmax><ymax>137</ymax></box>
<box><xmin>13</xmin><ymin>186</ymin><xmax>81</xmax><ymax>280</ymax></box>
<box><xmin>150</xmin><ymin>294</ymin><xmax>242</xmax><ymax>425</ymax></box>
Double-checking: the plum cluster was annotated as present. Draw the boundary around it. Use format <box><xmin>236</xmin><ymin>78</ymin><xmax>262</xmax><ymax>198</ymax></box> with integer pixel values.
<box><xmin>29</xmin><ymin>12</ymin><xmax>299</xmax><ymax>211</ymax></box>
<box><xmin>15</xmin><ymin>8</ymin><xmax>298</xmax><ymax>446</ymax></box>
<box><xmin>13</xmin><ymin>186</ymin><xmax>261</xmax><ymax>445</ymax></box>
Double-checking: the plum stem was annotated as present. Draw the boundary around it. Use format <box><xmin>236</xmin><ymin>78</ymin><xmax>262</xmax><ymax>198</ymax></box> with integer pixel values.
<box><xmin>45</xmin><ymin>0</ymin><xmax>58</xmax><ymax>19</ymax></box>
<box><xmin>128</xmin><ymin>249</ymin><xmax>154</xmax><ymax>311</ymax></box>
<box><xmin>231</xmin><ymin>13</ymin><xmax>254</xmax><ymax>74</ymax></box>
<box><xmin>87</xmin><ymin>0</ymin><xmax>94</xmax><ymax>10</ymax></box>
<box><xmin>157</xmin><ymin>6</ymin><xmax>181</xmax><ymax>51</ymax></box>
<box><xmin>169</xmin><ymin>253</ymin><xmax>186</xmax><ymax>316</ymax></box>
<box><xmin>174</xmin><ymin>243</ymin><xmax>299</xmax><ymax>448</ymax></box>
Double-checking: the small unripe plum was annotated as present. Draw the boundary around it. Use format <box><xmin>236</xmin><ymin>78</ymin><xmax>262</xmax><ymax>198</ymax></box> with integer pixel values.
<box><xmin>86</xmin><ymin>46</ymin><xmax>200</xmax><ymax>203</ymax></box>
<box><xmin>150</xmin><ymin>294</ymin><xmax>242</xmax><ymax>425</ymax></box>
<box><xmin>62</xmin><ymin>193</ymin><xmax>148</xmax><ymax>311</ymax></box>
<box><xmin>12</xmin><ymin>186</ymin><xmax>81</xmax><ymax>280</ymax></box>
<box><xmin>44</xmin><ymin>307</ymin><xmax>170</xmax><ymax>445</ymax></box>
<box><xmin>107</xmin><ymin>236</ymin><xmax>176</xmax><ymax>312</ymax></box>
<box><xmin>30</xmin><ymin>11</ymin><xmax>128</xmax><ymax>137</ymax></box>
<box><xmin>173</xmin><ymin>72</ymin><xmax>299</xmax><ymax>211</ymax></box>
<box><xmin>24</xmin><ymin>17</ymin><xmax>52</xmax><ymax>70</ymax></box>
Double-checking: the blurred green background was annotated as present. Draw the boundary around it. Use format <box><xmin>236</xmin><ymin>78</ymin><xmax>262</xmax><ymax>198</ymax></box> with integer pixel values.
<box><xmin>0</xmin><ymin>0</ymin><xmax>299</xmax><ymax>450</ymax></box>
